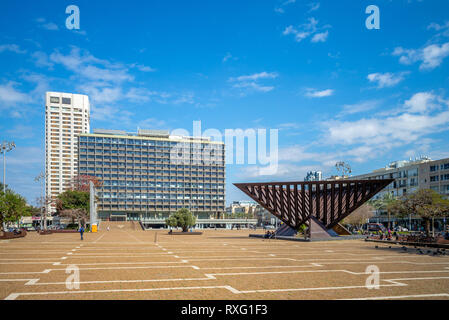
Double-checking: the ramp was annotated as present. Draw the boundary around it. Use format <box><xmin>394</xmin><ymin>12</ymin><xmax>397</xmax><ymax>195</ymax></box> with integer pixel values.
<box><xmin>99</xmin><ymin>221</ymin><xmax>139</xmax><ymax>231</ymax></box>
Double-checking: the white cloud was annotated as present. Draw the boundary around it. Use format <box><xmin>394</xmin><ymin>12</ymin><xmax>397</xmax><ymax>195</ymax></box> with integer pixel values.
<box><xmin>31</xmin><ymin>51</ymin><xmax>54</xmax><ymax>68</ymax></box>
<box><xmin>308</xmin><ymin>2</ymin><xmax>320</xmax><ymax>12</ymax></box>
<box><xmin>324</xmin><ymin>93</ymin><xmax>449</xmax><ymax>149</ymax></box>
<box><xmin>367</xmin><ymin>72</ymin><xmax>408</xmax><ymax>88</ymax></box>
<box><xmin>427</xmin><ymin>21</ymin><xmax>449</xmax><ymax>38</ymax></box>
<box><xmin>241</xmin><ymin>163</ymin><xmax>315</xmax><ymax>179</ymax></box>
<box><xmin>274</xmin><ymin>7</ymin><xmax>285</xmax><ymax>14</ymax></box>
<box><xmin>79</xmin><ymin>85</ymin><xmax>123</xmax><ymax>104</ymax></box>
<box><xmin>138</xmin><ymin>118</ymin><xmax>167</xmax><ymax>130</ymax></box>
<box><xmin>6</xmin><ymin>125</ymin><xmax>34</xmax><ymax>139</ymax></box>
<box><xmin>232</xmin><ymin>82</ymin><xmax>274</xmax><ymax>92</ymax></box>
<box><xmin>305</xmin><ymin>88</ymin><xmax>333</xmax><ymax>98</ymax></box>
<box><xmin>0</xmin><ymin>44</ymin><xmax>26</xmax><ymax>54</ymax></box>
<box><xmin>283</xmin><ymin>17</ymin><xmax>330</xmax><ymax>43</ymax></box>
<box><xmin>311</xmin><ymin>30</ymin><xmax>328</xmax><ymax>43</ymax></box>
<box><xmin>404</xmin><ymin>92</ymin><xmax>439</xmax><ymax>113</ymax></box>
<box><xmin>36</xmin><ymin>18</ymin><xmax>59</xmax><ymax>31</ymax></box>
<box><xmin>230</xmin><ymin>72</ymin><xmax>278</xmax><ymax>82</ymax></box>
<box><xmin>0</xmin><ymin>82</ymin><xmax>30</xmax><ymax>105</ymax></box>
<box><xmin>229</xmin><ymin>72</ymin><xmax>278</xmax><ymax>94</ymax></box>
<box><xmin>274</xmin><ymin>0</ymin><xmax>296</xmax><ymax>14</ymax></box>
<box><xmin>338</xmin><ymin>100</ymin><xmax>381</xmax><ymax>117</ymax></box>
<box><xmin>130</xmin><ymin>63</ymin><xmax>156</xmax><ymax>72</ymax></box>
<box><xmin>393</xmin><ymin>42</ymin><xmax>449</xmax><ymax>70</ymax></box>
<box><xmin>223</xmin><ymin>52</ymin><xmax>232</xmax><ymax>62</ymax></box>
<box><xmin>42</xmin><ymin>22</ymin><xmax>59</xmax><ymax>30</ymax></box>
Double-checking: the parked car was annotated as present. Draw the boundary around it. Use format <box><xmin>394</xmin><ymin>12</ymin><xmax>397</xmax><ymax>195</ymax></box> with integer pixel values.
<box><xmin>367</xmin><ymin>223</ymin><xmax>386</xmax><ymax>232</ymax></box>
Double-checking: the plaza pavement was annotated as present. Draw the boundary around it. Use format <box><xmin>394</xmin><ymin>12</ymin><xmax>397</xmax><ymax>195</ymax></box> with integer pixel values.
<box><xmin>1</xmin><ymin>228</ymin><xmax>449</xmax><ymax>300</ymax></box>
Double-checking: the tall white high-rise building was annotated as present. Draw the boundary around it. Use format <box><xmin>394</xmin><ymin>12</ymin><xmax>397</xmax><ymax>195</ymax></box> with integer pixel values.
<box><xmin>45</xmin><ymin>92</ymin><xmax>90</xmax><ymax>212</ymax></box>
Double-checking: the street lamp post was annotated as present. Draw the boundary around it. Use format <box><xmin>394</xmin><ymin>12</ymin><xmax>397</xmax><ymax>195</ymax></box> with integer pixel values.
<box><xmin>1</xmin><ymin>141</ymin><xmax>16</xmax><ymax>194</ymax></box>
<box><xmin>34</xmin><ymin>172</ymin><xmax>47</xmax><ymax>230</ymax></box>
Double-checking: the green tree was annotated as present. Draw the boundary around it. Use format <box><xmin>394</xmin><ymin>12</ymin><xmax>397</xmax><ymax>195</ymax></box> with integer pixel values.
<box><xmin>0</xmin><ymin>190</ymin><xmax>30</xmax><ymax>231</ymax></box>
<box><xmin>165</xmin><ymin>208</ymin><xmax>196</xmax><ymax>232</ymax></box>
<box><xmin>56</xmin><ymin>190</ymin><xmax>90</xmax><ymax>227</ymax></box>
<box><xmin>399</xmin><ymin>189</ymin><xmax>449</xmax><ymax>236</ymax></box>
<box><xmin>370</xmin><ymin>192</ymin><xmax>397</xmax><ymax>230</ymax></box>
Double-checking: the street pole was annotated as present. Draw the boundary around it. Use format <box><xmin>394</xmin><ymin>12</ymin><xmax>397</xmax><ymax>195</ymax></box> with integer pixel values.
<box><xmin>1</xmin><ymin>141</ymin><xmax>15</xmax><ymax>193</ymax></box>
<box><xmin>3</xmin><ymin>150</ymin><xmax>5</xmax><ymax>194</ymax></box>
<box><xmin>34</xmin><ymin>171</ymin><xmax>47</xmax><ymax>230</ymax></box>
<box><xmin>1</xmin><ymin>142</ymin><xmax>16</xmax><ymax>232</ymax></box>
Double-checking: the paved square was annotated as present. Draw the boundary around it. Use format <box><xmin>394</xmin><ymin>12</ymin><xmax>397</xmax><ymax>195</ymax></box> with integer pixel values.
<box><xmin>1</xmin><ymin>228</ymin><xmax>449</xmax><ymax>300</ymax></box>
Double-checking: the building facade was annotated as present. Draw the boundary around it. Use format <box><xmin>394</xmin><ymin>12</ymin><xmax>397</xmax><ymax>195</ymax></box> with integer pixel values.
<box><xmin>350</xmin><ymin>157</ymin><xmax>449</xmax><ymax>231</ymax></box>
<box><xmin>45</xmin><ymin>92</ymin><xmax>90</xmax><ymax>213</ymax></box>
<box><xmin>77</xmin><ymin>129</ymin><xmax>225</xmax><ymax>221</ymax></box>
<box><xmin>350</xmin><ymin>157</ymin><xmax>449</xmax><ymax>199</ymax></box>
<box><xmin>226</xmin><ymin>200</ymin><xmax>258</xmax><ymax>216</ymax></box>
<box><xmin>304</xmin><ymin>171</ymin><xmax>322</xmax><ymax>181</ymax></box>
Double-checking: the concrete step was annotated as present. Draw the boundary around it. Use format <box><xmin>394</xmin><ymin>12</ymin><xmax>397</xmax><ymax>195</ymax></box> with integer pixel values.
<box><xmin>99</xmin><ymin>221</ymin><xmax>140</xmax><ymax>231</ymax></box>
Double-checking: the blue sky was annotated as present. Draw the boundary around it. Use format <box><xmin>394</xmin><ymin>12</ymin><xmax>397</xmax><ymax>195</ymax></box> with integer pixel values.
<box><xmin>1</xmin><ymin>0</ymin><xmax>449</xmax><ymax>206</ymax></box>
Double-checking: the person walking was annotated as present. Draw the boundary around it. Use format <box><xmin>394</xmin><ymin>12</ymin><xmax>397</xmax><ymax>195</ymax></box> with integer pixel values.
<box><xmin>79</xmin><ymin>225</ymin><xmax>85</xmax><ymax>241</ymax></box>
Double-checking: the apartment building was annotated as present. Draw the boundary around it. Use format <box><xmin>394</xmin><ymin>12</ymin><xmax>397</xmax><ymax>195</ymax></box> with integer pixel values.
<box><xmin>77</xmin><ymin>129</ymin><xmax>225</xmax><ymax>221</ymax></box>
<box><xmin>304</xmin><ymin>171</ymin><xmax>322</xmax><ymax>181</ymax></box>
<box><xmin>349</xmin><ymin>157</ymin><xmax>449</xmax><ymax>230</ymax></box>
<box><xmin>350</xmin><ymin>156</ymin><xmax>449</xmax><ymax>199</ymax></box>
<box><xmin>45</xmin><ymin>92</ymin><xmax>90</xmax><ymax>212</ymax></box>
<box><xmin>226</xmin><ymin>200</ymin><xmax>258</xmax><ymax>216</ymax></box>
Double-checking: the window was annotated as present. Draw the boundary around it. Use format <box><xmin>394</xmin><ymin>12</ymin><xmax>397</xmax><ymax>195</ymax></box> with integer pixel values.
<box><xmin>50</xmin><ymin>97</ymin><xmax>60</xmax><ymax>103</ymax></box>
<box><xmin>62</xmin><ymin>97</ymin><xmax>71</xmax><ymax>104</ymax></box>
<box><xmin>430</xmin><ymin>175</ymin><xmax>439</xmax><ymax>182</ymax></box>
<box><xmin>430</xmin><ymin>165</ymin><xmax>438</xmax><ymax>172</ymax></box>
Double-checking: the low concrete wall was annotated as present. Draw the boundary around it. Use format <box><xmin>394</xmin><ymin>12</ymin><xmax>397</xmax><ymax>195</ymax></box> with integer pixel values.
<box><xmin>249</xmin><ymin>234</ymin><xmax>366</xmax><ymax>242</ymax></box>
<box><xmin>0</xmin><ymin>230</ymin><xmax>27</xmax><ymax>239</ymax></box>
<box><xmin>167</xmin><ymin>231</ymin><xmax>203</xmax><ymax>235</ymax></box>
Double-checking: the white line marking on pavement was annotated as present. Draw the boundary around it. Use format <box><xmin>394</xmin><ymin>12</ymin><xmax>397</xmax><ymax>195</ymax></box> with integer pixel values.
<box><xmin>0</xmin><ymin>278</ymin><xmax>36</xmax><ymax>283</ymax></box>
<box><xmin>93</xmin><ymin>233</ymin><xmax>106</xmax><ymax>243</ymax></box>
<box><xmin>0</xmin><ymin>270</ymin><xmax>49</xmax><ymax>275</ymax></box>
<box><xmin>4</xmin><ymin>285</ymin><xmax>241</xmax><ymax>300</ymax></box>
<box><xmin>45</xmin><ymin>265</ymin><xmax>198</xmax><ymax>272</ymax></box>
<box><xmin>343</xmin><ymin>293</ymin><xmax>449</xmax><ymax>300</ymax></box>
<box><xmin>32</xmin><ymin>274</ymin><xmax>217</xmax><ymax>286</ymax></box>
<box><xmin>239</xmin><ymin>283</ymin><xmax>403</xmax><ymax>294</ymax></box>
<box><xmin>25</xmin><ymin>279</ymin><xmax>40</xmax><ymax>285</ymax></box>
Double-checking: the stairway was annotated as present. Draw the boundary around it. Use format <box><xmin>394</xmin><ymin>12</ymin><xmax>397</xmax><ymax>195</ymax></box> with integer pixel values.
<box><xmin>99</xmin><ymin>221</ymin><xmax>139</xmax><ymax>231</ymax></box>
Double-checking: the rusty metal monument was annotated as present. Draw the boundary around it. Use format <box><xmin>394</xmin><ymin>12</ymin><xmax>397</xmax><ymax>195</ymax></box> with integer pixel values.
<box><xmin>234</xmin><ymin>179</ymin><xmax>393</xmax><ymax>240</ymax></box>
